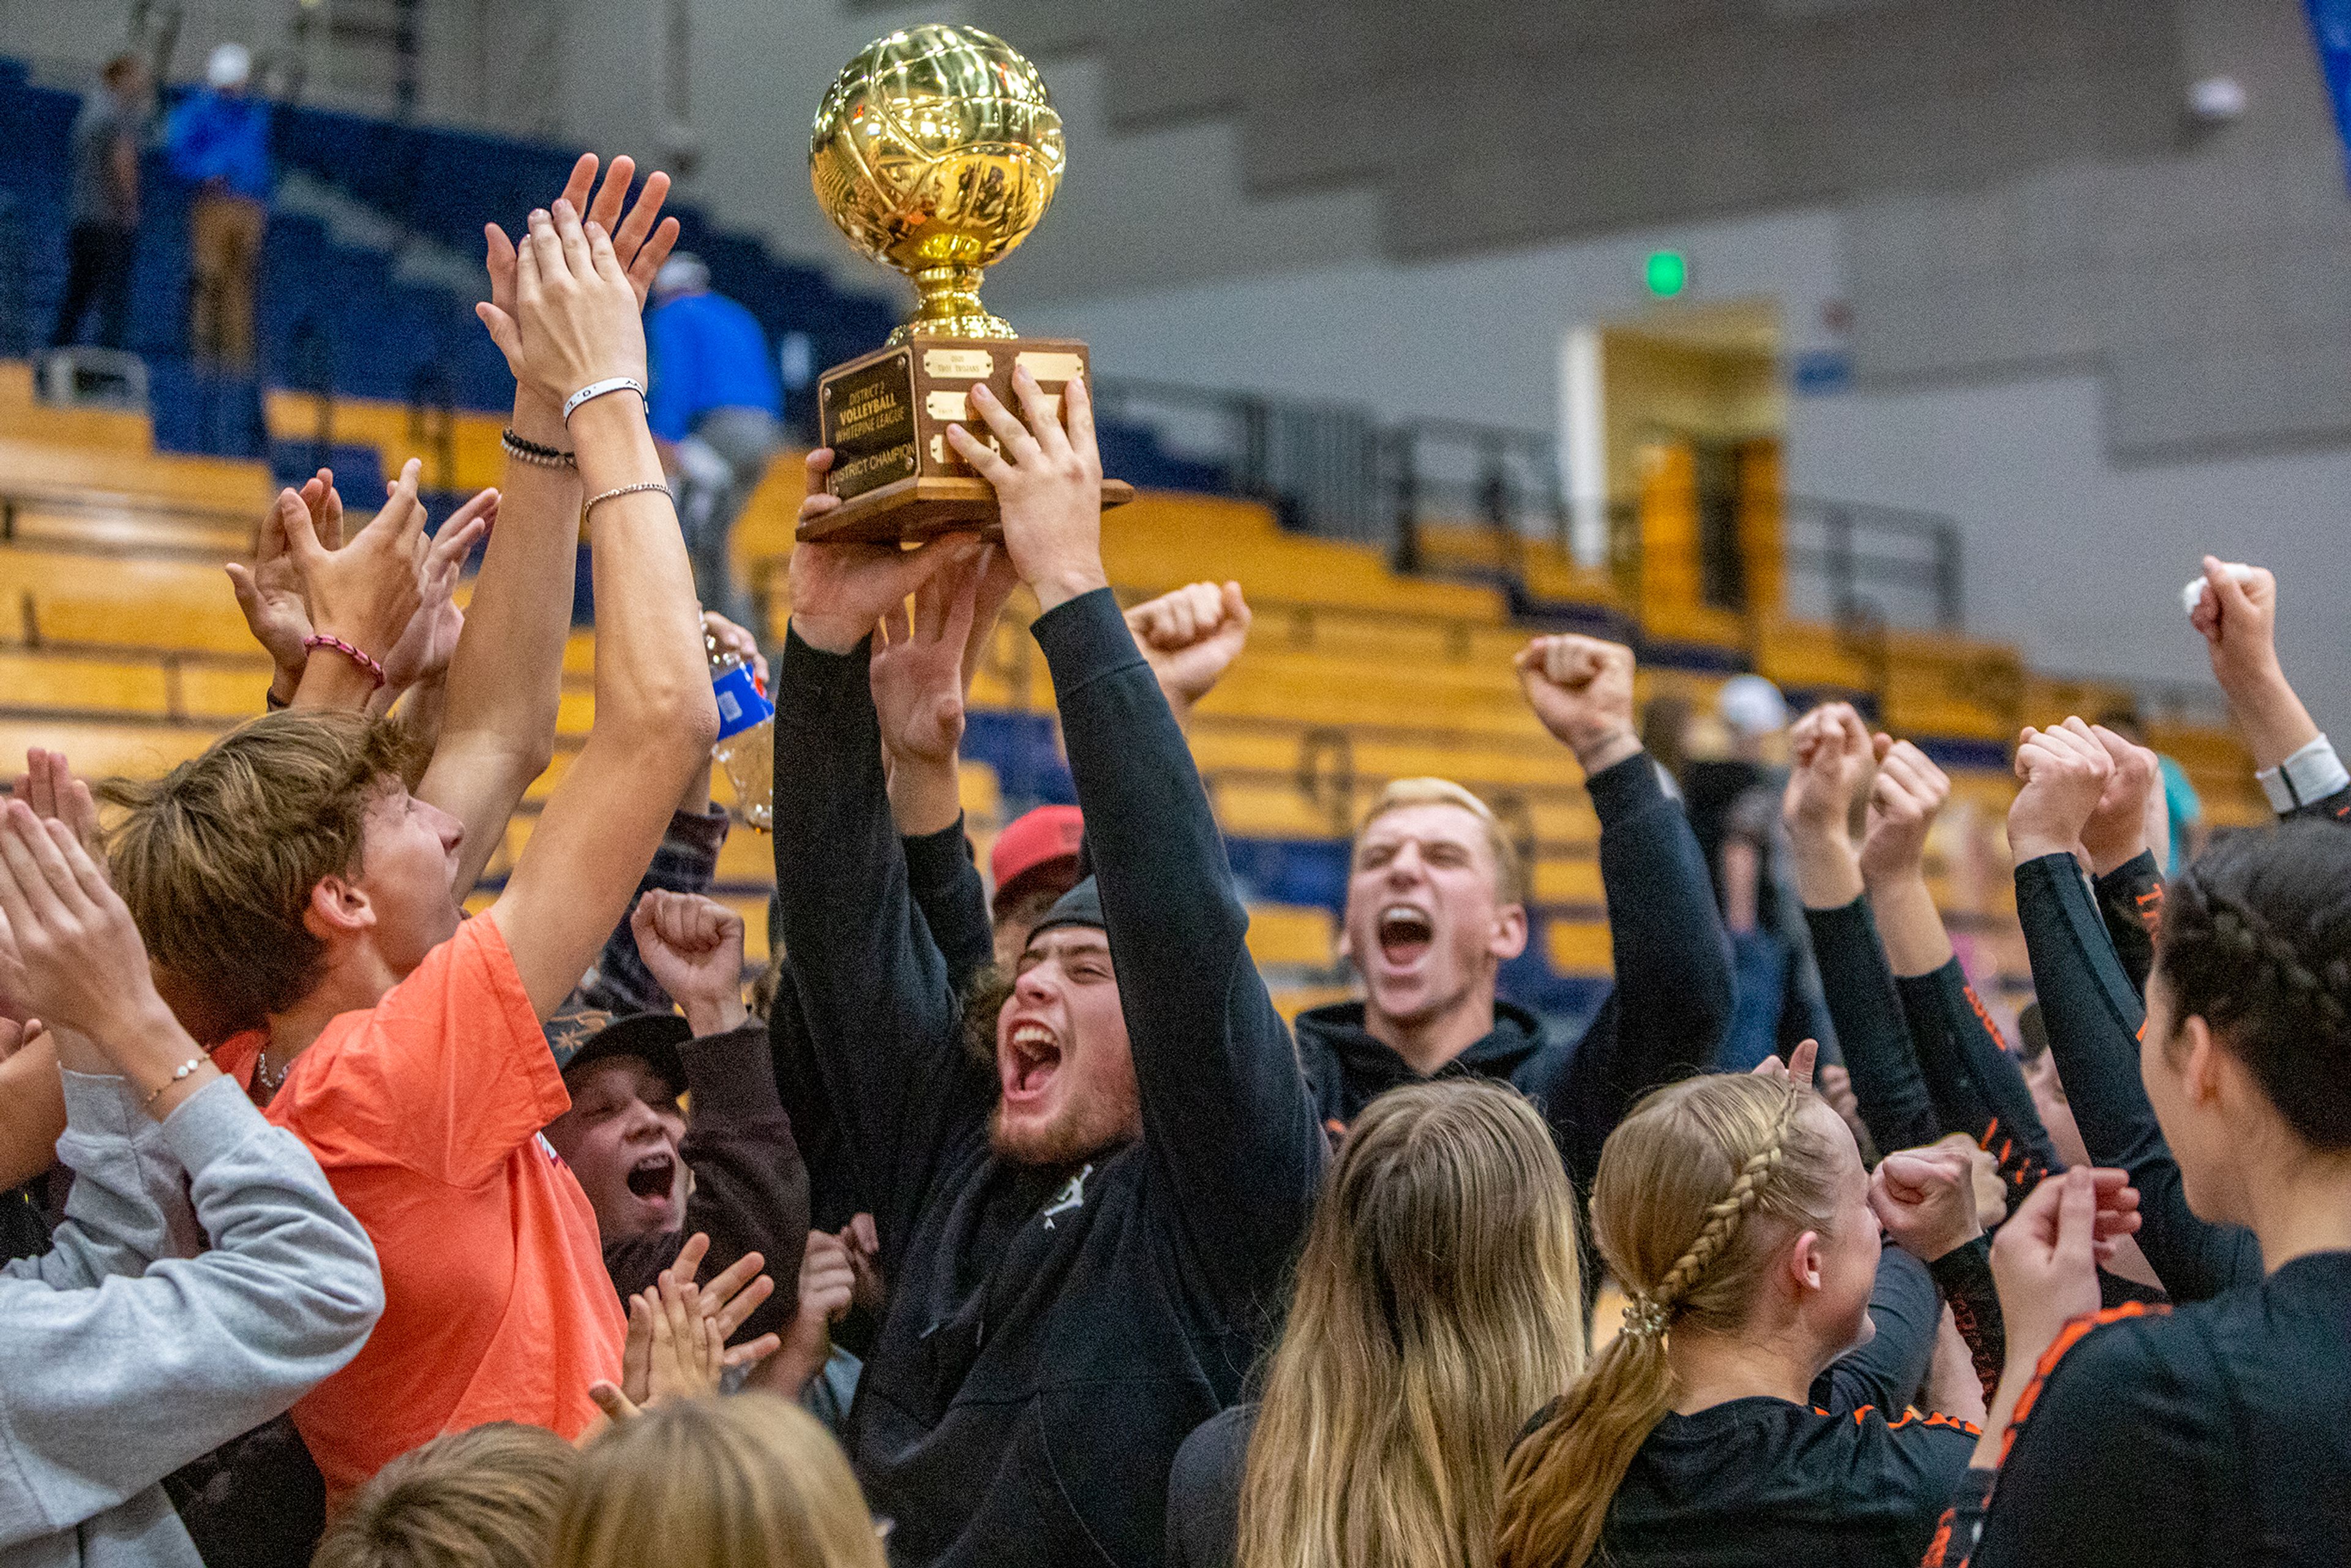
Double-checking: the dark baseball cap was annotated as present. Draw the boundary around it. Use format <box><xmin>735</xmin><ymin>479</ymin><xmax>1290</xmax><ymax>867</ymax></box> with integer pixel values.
<box><xmin>544</xmin><ymin>1004</ymin><xmax>690</xmax><ymax>1099</ymax></box>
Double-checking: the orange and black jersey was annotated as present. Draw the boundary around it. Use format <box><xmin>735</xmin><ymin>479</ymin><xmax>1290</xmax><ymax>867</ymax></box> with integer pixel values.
<box><xmin>1925</xmin><ymin>1250</ymin><xmax>2351</xmax><ymax>1568</ymax></box>
<box><xmin>1588</xmin><ymin>1395</ymin><xmax>1979</xmax><ymax>1568</ymax></box>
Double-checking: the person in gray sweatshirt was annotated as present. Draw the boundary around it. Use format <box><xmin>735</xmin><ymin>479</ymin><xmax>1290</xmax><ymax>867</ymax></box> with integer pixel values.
<box><xmin>0</xmin><ymin>777</ymin><xmax>384</xmax><ymax>1568</ymax></box>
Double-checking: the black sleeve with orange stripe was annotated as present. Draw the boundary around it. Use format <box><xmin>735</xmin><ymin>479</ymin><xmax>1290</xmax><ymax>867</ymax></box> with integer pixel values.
<box><xmin>1805</xmin><ymin>896</ymin><xmax>1942</xmax><ymax>1158</ymax></box>
<box><xmin>2012</xmin><ymin>855</ymin><xmax>2262</xmax><ymax>1302</ymax></box>
<box><xmin>1925</xmin><ymin>1236</ymin><xmax>2003</xmax><ymax>1405</ymax></box>
<box><xmin>1921</xmin><ymin>1303</ymin><xmax>2183</xmax><ymax>1568</ymax></box>
<box><xmin>2090</xmin><ymin>850</ymin><xmax>2163</xmax><ymax>999</ymax></box>
<box><xmin>1895</xmin><ymin>962</ymin><xmax>2062</xmax><ymax>1202</ymax></box>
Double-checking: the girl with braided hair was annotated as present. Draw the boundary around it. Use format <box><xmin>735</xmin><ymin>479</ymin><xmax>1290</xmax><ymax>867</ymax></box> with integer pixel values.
<box><xmin>1495</xmin><ymin>1062</ymin><xmax>1990</xmax><ymax>1568</ymax></box>
<box><xmin>1932</xmin><ymin>814</ymin><xmax>2351</xmax><ymax>1567</ymax></box>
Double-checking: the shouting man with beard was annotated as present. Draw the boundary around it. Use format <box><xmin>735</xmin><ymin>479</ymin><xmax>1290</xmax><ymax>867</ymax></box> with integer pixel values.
<box><xmin>1291</xmin><ymin>634</ymin><xmax>1734</xmax><ymax>1199</ymax></box>
<box><xmin>771</xmin><ymin>365</ymin><xmax>1324</xmax><ymax>1568</ymax></box>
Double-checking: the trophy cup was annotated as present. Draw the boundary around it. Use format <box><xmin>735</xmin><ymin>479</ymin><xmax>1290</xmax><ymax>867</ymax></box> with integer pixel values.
<box><xmin>802</xmin><ymin>24</ymin><xmax>1134</xmax><ymax>542</ymax></box>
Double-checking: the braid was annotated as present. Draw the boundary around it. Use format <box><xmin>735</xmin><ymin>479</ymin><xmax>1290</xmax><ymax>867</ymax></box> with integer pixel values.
<box><xmin>2211</xmin><ymin>901</ymin><xmax>2350</xmax><ymax>1027</ymax></box>
<box><xmin>1648</xmin><ymin>1084</ymin><xmax>1801</xmax><ymax>1316</ymax></box>
<box><xmin>2161</xmin><ymin>823</ymin><xmax>2351</xmax><ymax>1150</ymax></box>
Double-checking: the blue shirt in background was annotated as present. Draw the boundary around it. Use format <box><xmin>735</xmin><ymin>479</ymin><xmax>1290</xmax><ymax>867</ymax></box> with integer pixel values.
<box><xmin>647</xmin><ymin>290</ymin><xmax>782</xmax><ymax>443</ymax></box>
<box><xmin>2157</xmin><ymin>753</ymin><xmax>2202</xmax><ymax>876</ymax></box>
<box><xmin>165</xmin><ymin>89</ymin><xmax>273</xmax><ymax>201</ymax></box>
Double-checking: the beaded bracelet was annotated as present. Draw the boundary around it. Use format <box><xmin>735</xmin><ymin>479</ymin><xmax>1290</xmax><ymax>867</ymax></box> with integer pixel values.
<box><xmin>584</xmin><ymin>479</ymin><xmax>673</xmax><ymax>519</ymax></box>
<box><xmin>145</xmin><ymin>1054</ymin><xmax>211</xmax><ymax>1108</ymax></box>
<box><xmin>304</xmin><ymin>633</ymin><xmax>386</xmax><ymax>689</ymax></box>
<box><xmin>501</xmin><ymin>427</ymin><xmax>576</xmax><ymax>468</ymax></box>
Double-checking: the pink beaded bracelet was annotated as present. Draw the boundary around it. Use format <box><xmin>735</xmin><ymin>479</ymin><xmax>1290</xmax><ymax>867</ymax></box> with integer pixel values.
<box><xmin>303</xmin><ymin>633</ymin><xmax>386</xmax><ymax>689</ymax></box>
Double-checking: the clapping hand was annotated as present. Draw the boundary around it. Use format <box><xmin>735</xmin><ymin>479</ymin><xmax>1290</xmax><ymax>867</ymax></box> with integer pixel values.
<box><xmin>288</xmin><ymin>459</ymin><xmax>430</xmax><ymax>677</ymax></box>
<box><xmin>229</xmin><ymin>470</ymin><xmax>342</xmax><ymax>694</ymax></box>
<box><xmin>504</xmin><ymin>200</ymin><xmax>648</xmax><ymax>413</ymax></box>
<box><xmin>630</xmin><ymin>890</ymin><xmax>748</xmax><ymax>1038</ymax></box>
<box><xmin>479</xmin><ymin>154</ymin><xmax>678</xmax><ymax>394</ymax></box>
<box><xmin>380</xmin><ymin>488</ymin><xmax>497</xmax><ymax>694</ymax></box>
<box><xmin>1513</xmin><ymin>634</ymin><xmax>1639</xmax><ymax>775</ymax></box>
<box><xmin>949</xmin><ymin>369</ymin><xmax>1106</xmax><ymax>613</ymax></box>
<box><xmin>2008</xmin><ymin>718</ymin><xmax>2115</xmax><ymax>866</ymax></box>
<box><xmin>1126</xmin><ymin>581</ymin><xmax>1252</xmax><ymax>724</ymax></box>
<box><xmin>592</xmin><ymin>1232</ymin><xmax>782</xmax><ymax>1419</ymax></box>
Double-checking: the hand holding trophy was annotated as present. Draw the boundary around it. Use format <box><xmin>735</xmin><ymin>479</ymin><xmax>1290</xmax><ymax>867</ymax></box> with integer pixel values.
<box><xmin>803</xmin><ymin>25</ymin><xmax>1134</xmax><ymax>542</ymax></box>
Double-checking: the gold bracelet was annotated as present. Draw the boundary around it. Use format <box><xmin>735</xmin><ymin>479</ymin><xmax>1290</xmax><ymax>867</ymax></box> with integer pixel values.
<box><xmin>145</xmin><ymin>1054</ymin><xmax>212</xmax><ymax>1108</ymax></box>
<box><xmin>583</xmin><ymin>480</ymin><xmax>674</xmax><ymax>520</ymax></box>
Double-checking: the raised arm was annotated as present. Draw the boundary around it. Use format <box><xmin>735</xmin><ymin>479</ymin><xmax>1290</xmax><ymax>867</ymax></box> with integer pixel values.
<box><xmin>425</xmin><ymin>156</ymin><xmax>680</xmax><ymax>896</ymax></box>
<box><xmin>1784</xmin><ymin>704</ymin><xmax>1943</xmax><ymax>1157</ymax></box>
<box><xmin>868</xmin><ymin>539</ymin><xmax>1005</xmax><ymax>995</ymax></box>
<box><xmin>483</xmin><ymin>198</ymin><xmax>715</xmax><ymax>1019</ymax></box>
<box><xmin>2186</xmin><ymin>557</ymin><xmax>2348</xmax><ymax>821</ymax></box>
<box><xmin>1862</xmin><ymin>739</ymin><xmax>2061</xmax><ymax>1199</ymax></box>
<box><xmin>775</xmin><ymin>454</ymin><xmax>988</xmax><ymax>1254</ymax></box>
<box><xmin>951</xmin><ymin>371</ymin><xmax>1324</xmax><ymax>1313</ymax></box>
<box><xmin>1514</xmin><ymin>634</ymin><xmax>1731</xmax><ymax>1189</ymax></box>
<box><xmin>2007</xmin><ymin>719</ymin><xmax>2259</xmax><ymax>1300</ymax></box>
<box><xmin>0</xmin><ymin>804</ymin><xmax>380</xmax><ymax>1543</ymax></box>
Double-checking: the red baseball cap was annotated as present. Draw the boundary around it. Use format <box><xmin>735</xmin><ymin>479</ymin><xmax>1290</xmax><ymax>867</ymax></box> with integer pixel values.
<box><xmin>991</xmin><ymin>805</ymin><xmax>1085</xmax><ymax>903</ymax></box>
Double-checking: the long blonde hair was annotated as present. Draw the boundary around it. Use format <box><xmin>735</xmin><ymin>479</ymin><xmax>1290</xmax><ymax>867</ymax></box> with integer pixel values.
<box><xmin>1494</xmin><ymin>1073</ymin><xmax>1840</xmax><ymax>1568</ymax></box>
<box><xmin>549</xmin><ymin>1395</ymin><xmax>887</xmax><ymax>1568</ymax></box>
<box><xmin>1236</xmin><ymin>1080</ymin><xmax>1585</xmax><ymax>1568</ymax></box>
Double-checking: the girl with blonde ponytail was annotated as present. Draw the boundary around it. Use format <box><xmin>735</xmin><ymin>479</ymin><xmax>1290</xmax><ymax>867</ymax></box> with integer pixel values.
<box><xmin>1496</xmin><ymin>1066</ymin><xmax>1983</xmax><ymax>1568</ymax></box>
<box><xmin>1166</xmin><ymin>1080</ymin><xmax>1585</xmax><ymax>1568</ymax></box>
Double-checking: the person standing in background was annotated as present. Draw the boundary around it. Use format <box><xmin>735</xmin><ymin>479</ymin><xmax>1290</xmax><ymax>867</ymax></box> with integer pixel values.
<box><xmin>51</xmin><ymin>53</ymin><xmax>150</xmax><ymax>352</ymax></box>
<box><xmin>166</xmin><ymin>43</ymin><xmax>272</xmax><ymax>370</ymax></box>
<box><xmin>647</xmin><ymin>253</ymin><xmax>781</xmax><ymax>627</ymax></box>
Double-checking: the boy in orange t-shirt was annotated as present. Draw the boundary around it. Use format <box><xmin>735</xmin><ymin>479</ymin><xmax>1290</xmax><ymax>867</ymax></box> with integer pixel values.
<box><xmin>107</xmin><ymin>161</ymin><xmax>722</xmax><ymax>1495</ymax></box>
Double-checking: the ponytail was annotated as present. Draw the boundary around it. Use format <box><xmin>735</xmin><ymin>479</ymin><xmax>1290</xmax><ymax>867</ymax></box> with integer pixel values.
<box><xmin>1495</xmin><ymin>1075</ymin><xmax>1828</xmax><ymax>1568</ymax></box>
<box><xmin>1493</xmin><ymin>1329</ymin><xmax>1674</xmax><ymax>1568</ymax></box>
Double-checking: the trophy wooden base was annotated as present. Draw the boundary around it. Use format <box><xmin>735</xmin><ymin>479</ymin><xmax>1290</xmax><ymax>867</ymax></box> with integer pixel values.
<box><xmin>804</xmin><ymin>333</ymin><xmax>1133</xmax><ymax>543</ymax></box>
<box><xmin>797</xmin><ymin>475</ymin><xmax>1137</xmax><ymax>543</ymax></box>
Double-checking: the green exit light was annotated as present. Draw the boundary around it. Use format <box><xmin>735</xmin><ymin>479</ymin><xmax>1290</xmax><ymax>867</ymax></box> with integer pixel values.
<box><xmin>1644</xmin><ymin>250</ymin><xmax>1689</xmax><ymax>298</ymax></box>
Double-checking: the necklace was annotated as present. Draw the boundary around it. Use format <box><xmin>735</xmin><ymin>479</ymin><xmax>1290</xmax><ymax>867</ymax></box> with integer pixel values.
<box><xmin>254</xmin><ymin>1045</ymin><xmax>288</xmax><ymax>1092</ymax></box>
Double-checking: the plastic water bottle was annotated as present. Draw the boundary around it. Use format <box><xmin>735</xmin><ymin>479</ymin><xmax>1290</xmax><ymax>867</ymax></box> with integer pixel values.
<box><xmin>708</xmin><ymin>633</ymin><xmax>776</xmax><ymax>831</ymax></box>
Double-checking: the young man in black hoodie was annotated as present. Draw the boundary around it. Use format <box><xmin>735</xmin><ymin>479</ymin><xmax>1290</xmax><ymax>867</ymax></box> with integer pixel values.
<box><xmin>772</xmin><ymin>366</ymin><xmax>1325</xmax><ymax>1568</ymax></box>
<box><xmin>1291</xmin><ymin>632</ymin><xmax>1734</xmax><ymax>1195</ymax></box>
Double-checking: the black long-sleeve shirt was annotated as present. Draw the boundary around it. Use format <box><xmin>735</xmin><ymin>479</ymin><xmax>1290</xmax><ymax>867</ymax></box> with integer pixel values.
<box><xmin>600</xmin><ymin>1020</ymin><xmax>807</xmax><ymax>1346</ymax></box>
<box><xmin>1806</xmin><ymin>898</ymin><xmax>1943</xmax><ymax>1160</ymax></box>
<box><xmin>1537</xmin><ymin>1251</ymin><xmax>1978</xmax><ymax>1568</ymax></box>
<box><xmin>771</xmin><ymin>588</ymin><xmax>1324</xmax><ymax>1568</ymax></box>
<box><xmin>2012</xmin><ymin>855</ymin><xmax>2260</xmax><ymax>1302</ymax></box>
<box><xmin>1292</xmin><ymin>753</ymin><xmax>1733</xmax><ymax>1197</ymax></box>
<box><xmin>1925</xmin><ymin>1251</ymin><xmax>2351</xmax><ymax>1568</ymax></box>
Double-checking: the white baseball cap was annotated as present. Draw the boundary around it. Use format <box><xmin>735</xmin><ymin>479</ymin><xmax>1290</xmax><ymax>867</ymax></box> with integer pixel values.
<box><xmin>1717</xmin><ymin>673</ymin><xmax>1790</xmax><ymax>739</ymax></box>
<box><xmin>207</xmin><ymin>43</ymin><xmax>252</xmax><ymax>90</ymax></box>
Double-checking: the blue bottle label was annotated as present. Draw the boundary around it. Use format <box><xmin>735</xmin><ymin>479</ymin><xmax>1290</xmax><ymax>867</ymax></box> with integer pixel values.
<box><xmin>711</xmin><ymin>665</ymin><xmax>774</xmax><ymax>741</ymax></box>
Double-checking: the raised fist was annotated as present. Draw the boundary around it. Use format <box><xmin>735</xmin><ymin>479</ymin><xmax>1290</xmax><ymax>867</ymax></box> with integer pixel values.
<box><xmin>1126</xmin><ymin>580</ymin><xmax>1251</xmax><ymax>721</ymax></box>
<box><xmin>1869</xmin><ymin>1144</ymin><xmax>1982</xmax><ymax>1264</ymax></box>
<box><xmin>1859</xmin><ymin>738</ymin><xmax>1950</xmax><ymax>888</ymax></box>
<box><xmin>1513</xmin><ymin>634</ymin><xmax>1638</xmax><ymax>773</ymax></box>
<box><xmin>631</xmin><ymin>890</ymin><xmax>747</xmax><ymax>1037</ymax></box>
<box><xmin>2078</xmin><ymin>726</ymin><xmax>2161</xmax><ymax>877</ymax></box>
<box><xmin>1782</xmin><ymin>702</ymin><xmax>1874</xmax><ymax>841</ymax></box>
<box><xmin>2009</xmin><ymin>718</ymin><xmax>2115</xmax><ymax>867</ymax></box>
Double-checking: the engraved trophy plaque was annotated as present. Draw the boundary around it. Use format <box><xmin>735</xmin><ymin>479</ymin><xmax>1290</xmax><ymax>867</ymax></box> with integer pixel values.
<box><xmin>803</xmin><ymin>24</ymin><xmax>1134</xmax><ymax>541</ymax></box>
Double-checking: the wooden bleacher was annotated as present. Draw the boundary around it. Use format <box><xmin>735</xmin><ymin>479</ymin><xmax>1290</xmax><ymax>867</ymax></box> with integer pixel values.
<box><xmin>3</xmin><ymin>362</ymin><xmax>2273</xmax><ymax>1025</ymax></box>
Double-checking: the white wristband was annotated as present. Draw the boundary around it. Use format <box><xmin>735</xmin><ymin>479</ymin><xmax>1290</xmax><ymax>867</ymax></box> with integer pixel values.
<box><xmin>562</xmin><ymin>377</ymin><xmax>647</xmax><ymax>424</ymax></box>
<box><xmin>2255</xmin><ymin>733</ymin><xmax>2349</xmax><ymax>814</ymax></box>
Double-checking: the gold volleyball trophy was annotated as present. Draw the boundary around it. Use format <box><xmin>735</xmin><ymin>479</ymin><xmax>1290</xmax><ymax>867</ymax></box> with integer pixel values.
<box><xmin>802</xmin><ymin>24</ymin><xmax>1133</xmax><ymax>542</ymax></box>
